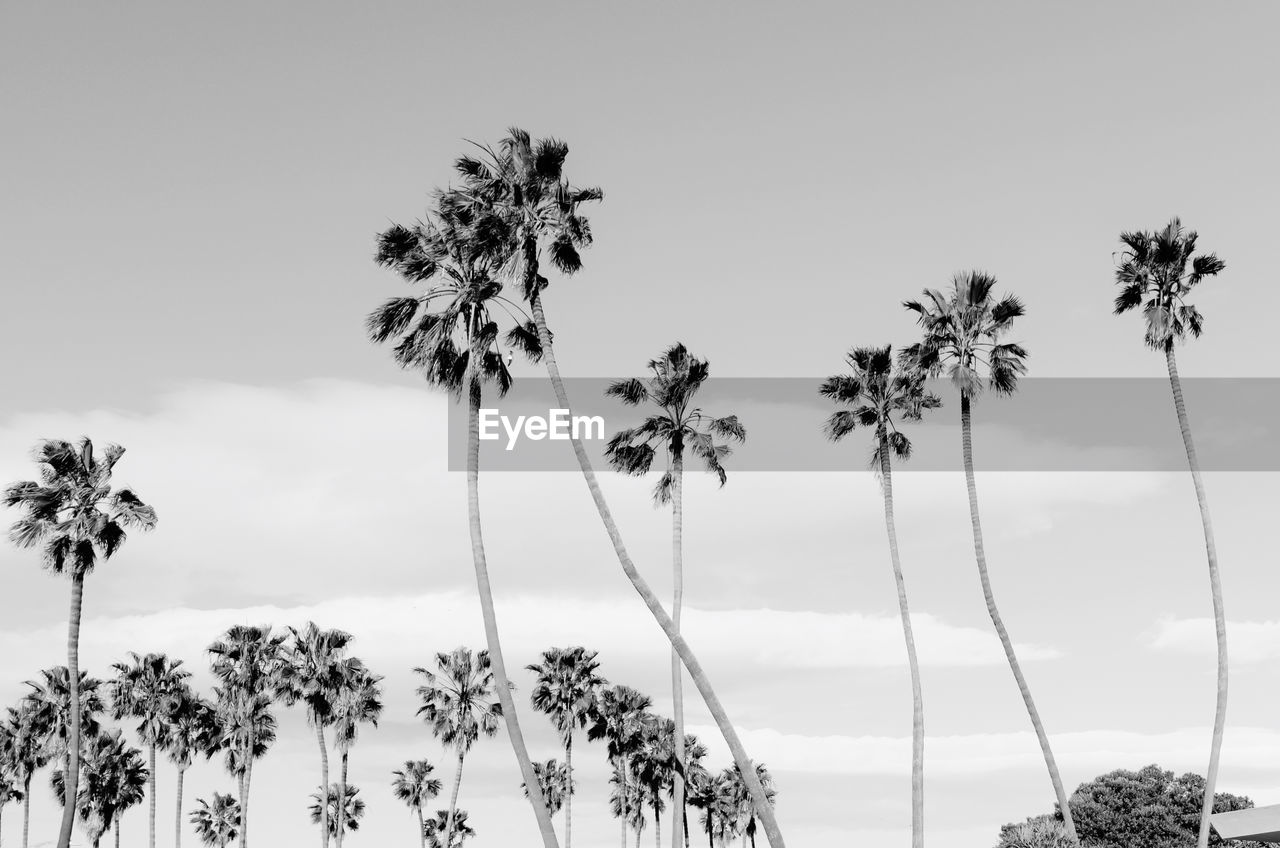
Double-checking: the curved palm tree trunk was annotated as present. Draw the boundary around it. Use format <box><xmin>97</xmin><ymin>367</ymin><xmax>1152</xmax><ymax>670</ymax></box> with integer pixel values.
<box><xmin>175</xmin><ymin>765</ymin><xmax>186</xmax><ymax>848</ymax></box>
<box><xmin>336</xmin><ymin>751</ymin><xmax>349</xmax><ymax>848</ymax></box>
<box><xmin>148</xmin><ymin>743</ymin><xmax>157</xmax><ymax>848</ymax></box>
<box><xmin>1164</xmin><ymin>346</ymin><xmax>1228</xmax><ymax>848</ymax></box>
<box><xmin>671</xmin><ymin>448</ymin><xmax>686</xmax><ymax>848</ymax></box>
<box><xmin>57</xmin><ymin>573</ymin><xmax>85</xmax><ymax>848</ymax></box>
<box><xmin>415</xmin><ymin>806</ymin><xmax>426</xmax><ymax>848</ymax></box>
<box><xmin>564</xmin><ymin>733</ymin><xmax>574</xmax><ymax>848</ymax></box>
<box><xmin>315</xmin><ymin>720</ymin><xmax>330</xmax><ymax>848</ymax></box>
<box><xmin>879</xmin><ymin>437</ymin><xmax>924</xmax><ymax>848</ymax></box>
<box><xmin>527</xmin><ymin>289</ymin><xmax>784</xmax><ymax>848</ymax></box>
<box><xmin>464</xmin><ymin>366</ymin><xmax>561</xmax><ymax>848</ymax></box>
<box><xmin>22</xmin><ymin>775</ymin><xmax>31</xmax><ymax>848</ymax></box>
<box><xmin>959</xmin><ymin>394</ymin><xmax>1077</xmax><ymax>843</ymax></box>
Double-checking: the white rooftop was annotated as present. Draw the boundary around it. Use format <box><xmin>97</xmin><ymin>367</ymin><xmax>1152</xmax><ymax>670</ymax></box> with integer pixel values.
<box><xmin>1211</xmin><ymin>804</ymin><xmax>1280</xmax><ymax>842</ymax></box>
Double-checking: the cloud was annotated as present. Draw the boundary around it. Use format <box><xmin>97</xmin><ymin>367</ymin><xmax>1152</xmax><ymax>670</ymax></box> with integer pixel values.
<box><xmin>1148</xmin><ymin>617</ymin><xmax>1280</xmax><ymax>664</ymax></box>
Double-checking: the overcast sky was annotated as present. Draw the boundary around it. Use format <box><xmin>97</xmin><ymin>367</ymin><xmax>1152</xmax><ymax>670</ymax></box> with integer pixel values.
<box><xmin>3</xmin><ymin>2</ymin><xmax>1279</xmax><ymax>847</ymax></box>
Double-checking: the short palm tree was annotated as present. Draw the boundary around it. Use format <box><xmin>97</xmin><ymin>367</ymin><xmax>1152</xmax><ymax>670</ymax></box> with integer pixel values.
<box><xmin>190</xmin><ymin>793</ymin><xmax>240</xmax><ymax>848</ymax></box>
<box><xmin>308</xmin><ymin>784</ymin><xmax>364</xmax><ymax>839</ymax></box>
<box><xmin>678</xmin><ymin>733</ymin><xmax>710</xmax><ymax>846</ymax></box>
<box><xmin>5</xmin><ymin>702</ymin><xmax>49</xmax><ymax>848</ymax></box>
<box><xmin>370</xmin><ymin>189</ymin><xmax>556</xmax><ymax>847</ymax></box>
<box><xmin>527</xmin><ymin>646</ymin><xmax>605</xmax><ymax>848</ymax></box>
<box><xmin>391</xmin><ymin>759</ymin><xmax>443</xmax><ymax>848</ymax></box>
<box><xmin>163</xmin><ymin>687</ymin><xmax>219</xmax><ymax>848</ymax></box>
<box><xmin>0</xmin><ymin>735</ymin><xmax>23</xmax><ymax>847</ymax></box>
<box><xmin>690</xmin><ymin>771</ymin><xmax>738</xmax><ymax>848</ymax></box>
<box><xmin>4</xmin><ymin>438</ymin><xmax>157</xmax><ymax>848</ymax></box>
<box><xmin>724</xmin><ymin>762</ymin><xmax>776</xmax><ymax>848</ymax></box>
<box><xmin>415</xmin><ymin>647</ymin><xmax>502</xmax><ymax>848</ymax></box>
<box><xmin>280</xmin><ymin>623</ymin><xmax>359</xmax><ymax>848</ymax></box>
<box><xmin>590</xmin><ymin>685</ymin><xmax>654</xmax><ymax>848</ymax></box>
<box><xmin>609</xmin><ymin>768</ymin><xmax>648</xmax><ymax>848</ymax></box>
<box><xmin>423</xmin><ymin>808</ymin><xmax>475</xmax><ymax>848</ymax></box>
<box><xmin>522</xmin><ymin>758</ymin><xmax>573</xmax><ymax>817</ymax></box>
<box><xmin>108</xmin><ymin>651</ymin><xmax>191</xmax><ymax>848</ymax></box>
<box><xmin>631</xmin><ymin>716</ymin><xmax>679</xmax><ymax>848</ymax></box>
<box><xmin>1114</xmin><ymin>217</ymin><xmax>1227</xmax><ymax>848</ymax></box>
<box><xmin>904</xmin><ymin>274</ymin><xmax>1077</xmax><ymax>843</ymax></box>
<box><xmin>208</xmin><ymin>625</ymin><xmax>286</xmax><ymax>848</ymax></box>
<box><xmin>51</xmin><ymin>728</ymin><xmax>148</xmax><ymax>848</ymax></box>
<box><xmin>454</xmin><ymin>129</ymin><xmax>784</xmax><ymax>848</ymax></box>
<box><xmin>23</xmin><ymin>667</ymin><xmax>105</xmax><ymax>779</ymax></box>
<box><xmin>821</xmin><ymin>344</ymin><xmax>939</xmax><ymax>848</ymax></box>
<box><xmin>332</xmin><ymin>667</ymin><xmax>382</xmax><ymax>847</ymax></box>
<box><xmin>606</xmin><ymin>343</ymin><xmax>745</xmax><ymax>848</ymax></box>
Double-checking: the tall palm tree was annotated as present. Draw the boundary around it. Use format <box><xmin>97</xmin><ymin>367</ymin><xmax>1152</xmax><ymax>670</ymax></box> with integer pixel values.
<box><xmin>527</xmin><ymin>646</ymin><xmax>604</xmax><ymax>848</ymax></box>
<box><xmin>308</xmin><ymin>784</ymin><xmax>364</xmax><ymax>839</ymax></box>
<box><xmin>163</xmin><ymin>688</ymin><xmax>219</xmax><ymax>848</ymax></box>
<box><xmin>391</xmin><ymin>760</ymin><xmax>443</xmax><ymax>848</ymax></box>
<box><xmin>590</xmin><ymin>685</ymin><xmax>654</xmax><ymax>848</ymax></box>
<box><xmin>821</xmin><ymin>344</ymin><xmax>939</xmax><ymax>848</ymax></box>
<box><xmin>724</xmin><ymin>763</ymin><xmax>776</xmax><ymax>848</ymax></box>
<box><xmin>904</xmin><ymin>272</ymin><xmax>1077</xmax><ymax>843</ymax></box>
<box><xmin>5</xmin><ymin>703</ymin><xmax>49</xmax><ymax>848</ymax></box>
<box><xmin>454</xmin><ymin>129</ymin><xmax>785</xmax><ymax>848</ymax></box>
<box><xmin>190</xmin><ymin>793</ymin><xmax>240</xmax><ymax>848</ymax></box>
<box><xmin>51</xmin><ymin>728</ymin><xmax>148</xmax><ymax>848</ymax></box>
<box><xmin>1114</xmin><ymin>217</ymin><xmax>1227</xmax><ymax>848</ymax></box>
<box><xmin>3</xmin><ymin>438</ymin><xmax>157</xmax><ymax>848</ymax></box>
<box><xmin>332</xmin><ymin>667</ymin><xmax>382</xmax><ymax>847</ymax></box>
<box><xmin>280</xmin><ymin>623</ymin><xmax>358</xmax><ymax>848</ymax></box>
<box><xmin>414</xmin><ymin>648</ymin><xmax>502</xmax><ymax>848</ymax></box>
<box><xmin>521</xmin><ymin>758</ymin><xmax>573</xmax><ymax>817</ymax></box>
<box><xmin>370</xmin><ymin>189</ymin><xmax>557</xmax><ymax>847</ymax></box>
<box><xmin>423</xmin><ymin>808</ymin><xmax>475</xmax><ymax>848</ymax></box>
<box><xmin>606</xmin><ymin>343</ymin><xmax>745</xmax><ymax>848</ymax></box>
<box><xmin>108</xmin><ymin>651</ymin><xmax>191</xmax><ymax>848</ymax></box>
<box><xmin>208</xmin><ymin>625</ymin><xmax>285</xmax><ymax>848</ymax></box>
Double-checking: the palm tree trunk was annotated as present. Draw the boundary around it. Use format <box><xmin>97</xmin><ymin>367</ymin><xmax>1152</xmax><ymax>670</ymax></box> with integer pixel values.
<box><xmin>148</xmin><ymin>742</ymin><xmax>157</xmax><ymax>848</ymax></box>
<box><xmin>671</xmin><ymin>448</ymin><xmax>686</xmax><ymax>848</ymax></box>
<box><xmin>444</xmin><ymin>752</ymin><xmax>464</xmax><ymax>848</ymax></box>
<box><xmin>527</xmin><ymin>288</ymin><xmax>784</xmax><ymax>848</ymax></box>
<box><xmin>464</xmin><ymin>354</ymin><xmax>561</xmax><ymax>848</ymax></box>
<box><xmin>22</xmin><ymin>775</ymin><xmax>31</xmax><ymax>848</ymax></box>
<box><xmin>314</xmin><ymin>720</ymin><xmax>330</xmax><ymax>848</ymax></box>
<box><xmin>565</xmin><ymin>733</ymin><xmax>573</xmax><ymax>848</ymax></box>
<box><xmin>416</xmin><ymin>807</ymin><xmax>426</xmax><ymax>848</ymax></box>
<box><xmin>240</xmin><ymin>739</ymin><xmax>253</xmax><ymax>848</ymax></box>
<box><xmin>682</xmin><ymin>804</ymin><xmax>690</xmax><ymax>848</ymax></box>
<box><xmin>336</xmin><ymin>751</ymin><xmax>349</xmax><ymax>848</ymax></box>
<box><xmin>57</xmin><ymin>572</ymin><xmax>85</xmax><ymax>848</ymax></box>
<box><xmin>1164</xmin><ymin>346</ymin><xmax>1228</xmax><ymax>848</ymax></box>
<box><xmin>654</xmin><ymin>798</ymin><xmax>661</xmax><ymax>848</ymax></box>
<box><xmin>879</xmin><ymin>435</ymin><xmax>924</xmax><ymax>848</ymax></box>
<box><xmin>617</xmin><ymin>759</ymin><xmax>627</xmax><ymax>848</ymax></box>
<box><xmin>175</xmin><ymin>765</ymin><xmax>186</xmax><ymax>848</ymax></box>
<box><xmin>114</xmin><ymin>817</ymin><xmax>120</xmax><ymax>848</ymax></box>
<box><xmin>959</xmin><ymin>393</ymin><xmax>1077</xmax><ymax>844</ymax></box>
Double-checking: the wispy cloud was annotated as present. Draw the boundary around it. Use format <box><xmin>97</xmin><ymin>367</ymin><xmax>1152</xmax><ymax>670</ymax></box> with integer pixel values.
<box><xmin>1148</xmin><ymin>617</ymin><xmax>1280</xmax><ymax>664</ymax></box>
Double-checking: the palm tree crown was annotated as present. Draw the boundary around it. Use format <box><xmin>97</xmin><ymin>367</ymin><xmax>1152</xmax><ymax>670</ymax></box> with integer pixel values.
<box><xmin>309</xmin><ymin>784</ymin><xmax>365</xmax><ymax>837</ymax></box>
<box><xmin>414</xmin><ymin>648</ymin><xmax>502</xmax><ymax>755</ymax></box>
<box><xmin>190</xmin><ymin>793</ymin><xmax>240</xmax><ymax>848</ymax></box>
<box><xmin>23</xmin><ymin>668</ymin><xmax>105</xmax><ymax>761</ymax></box>
<box><xmin>821</xmin><ymin>344</ymin><xmax>940</xmax><ymax>467</ymax></box>
<box><xmin>391</xmin><ymin>759</ymin><xmax>442</xmax><ymax>812</ymax></box>
<box><xmin>526</xmin><ymin>647</ymin><xmax>604</xmax><ymax>743</ymax></box>
<box><xmin>521</xmin><ymin>758</ymin><xmax>573</xmax><ymax>816</ymax></box>
<box><xmin>1114</xmin><ymin>216</ymin><xmax>1225</xmax><ymax>350</ymax></box>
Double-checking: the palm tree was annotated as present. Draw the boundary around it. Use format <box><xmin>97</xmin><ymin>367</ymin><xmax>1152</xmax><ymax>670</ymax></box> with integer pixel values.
<box><xmin>522</xmin><ymin>758</ymin><xmax>573</xmax><ymax>817</ymax></box>
<box><xmin>108</xmin><ymin>651</ymin><xmax>191</xmax><ymax>848</ymax></box>
<box><xmin>609</xmin><ymin>769</ymin><xmax>648</xmax><ymax>848</ymax></box>
<box><xmin>391</xmin><ymin>760</ymin><xmax>443</xmax><ymax>848</ymax></box>
<box><xmin>1114</xmin><ymin>217</ymin><xmax>1228</xmax><ymax>848</ymax></box>
<box><xmin>414</xmin><ymin>648</ymin><xmax>502</xmax><ymax>848</ymax></box>
<box><xmin>590</xmin><ymin>685</ymin><xmax>653</xmax><ymax>848</ymax></box>
<box><xmin>632</xmin><ymin>717</ymin><xmax>678</xmax><ymax>848</ymax></box>
<box><xmin>5</xmin><ymin>703</ymin><xmax>49</xmax><ymax>848</ymax></box>
<box><xmin>423</xmin><ymin>808</ymin><xmax>475</xmax><ymax>848</ymax></box>
<box><xmin>3</xmin><ymin>438</ymin><xmax>157</xmax><ymax>848</ymax></box>
<box><xmin>689</xmin><ymin>771</ymin><xmax>738</xmax><ymax>848</ymax></box>
<box><xmin>453</xmin><ymin>129</ymin><xmax>785</xmax><ymax>848</ymax></box>
<box><xmin>332</xmin><ymin>667</ymin><xmax>382</xmax><ymax>847</ymax></box>
<box><xmin>678</xmin><ymin>734</ymin><xmax>710</xmax><ymax>848</ymax></box>
<box><xmin>163</xmin><ymin>688</ymin><xmax>219</xmax><ymax>848</ymax></box>
<box><xmin>308</xmin><ymin>784</ymin><xmax>364</xmax><ymax>839</ymax></box>
<box><xmin>904</xmin><ymin>272</ymin><xmax>1077</xmax><ymax>843</ymax></box>
<box><xmin>821</xmin><ymin>344</ymin><xmax>939</xmax><ymax>848</ymax></box>
<box><xmin>606</xmin><ymin>343</ymin><xmax>745</xmax><ymax>848</ymax></box>
<box><xmin>527</xmin><ymin>646</ymin><xmax>605</xmax><ymax>848</ymax></box>
<box><xmin>208</xmin><ymin>625</ymin><xmax>286</xmax><ymax>848</ymax></box>
<box><xmin>370</xmin><ymin>189</ymin><xmax>557</xmax><ymax>848</ymax></box>
<box><xmin>190</xmin><ymin>793</ymin><xmax>240</xmax><ymax>848</ymax></box>
<box><xmin>51</xmin><ymin>728</ymin><xmax>148</xmax><ymax>848</ymax></box>
<box><xmin>724</xmin><ymin>763</ymin><xmax>776</xmax><ymax>848</ymax></box>
<box><xmin>280</xmin><ymin>623</ymin><xmax>358</xmax><ymax>848</ymax></box>
<box><xmin>23</xmin><ymin>667</ymin><xmax>105</xmax><ymax>780</ymax></box>
<box><xmin>0</xmin><ymin>732</ymin><xmax>23</xmax><ymax>848</ymax></box>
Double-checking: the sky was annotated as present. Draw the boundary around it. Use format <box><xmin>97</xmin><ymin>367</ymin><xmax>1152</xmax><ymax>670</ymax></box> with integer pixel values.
<box><xmin>2</xmin><ymin>2</ymin><xmax>1280</xmax><ymax>846</ymax></box>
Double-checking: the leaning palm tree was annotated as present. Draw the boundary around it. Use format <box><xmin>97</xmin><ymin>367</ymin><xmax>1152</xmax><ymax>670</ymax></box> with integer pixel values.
<box><xmin>423</xmin><ymin>808</ymin><xmax>475</xmax><ymax>848</ymax></box>
<box><xmin>1114</xmin><ymin>217</ymin><xmax>1228</xmax><ymax>848</ymax></box>
<box><xmin>308</xmin><ymin>784</ymin><xmax>365</xmax><ymax>839</ymax></box>
<box><xmin>453</xmin><ymin>129</ymin><xmax>785</xmax><ymax>847</ymax></box>
<box><xmin>280</xmin><ymin>623</ymin><xmax>358</xmax><ymax>848</ymax></box>
<box><xmin>3</xmin><ymin>438</ymin><xmax>157</xmax><ymax>848</ymax></box>
<box><xmin>5</xmin><ymin>702</ymin><xmax>49</xmax><ymax>848</ymax></box>
<box><xmin>332</xmin><ymin>666</ymin><xmax>382</xmax><ymax>847</ymax></box>
<box><xmin>208</xmin><ymin>625</ymin><xmax>286</xmax><ymax>848</ymax></box>
<box><xmin>415</xmin><ymin>648</ymin><xmax>502</xmax><ymax>848</ymax></box>
<box><xmin>190</xmin><ymin>793</ymin><xmax>240</xmax><ymax>848</ymax></box>
<box><xmin>108</xmin><ymin>651</ymin><xmax>191</xmax><ymax>848</ymax></box>
<box><xmin>590</xmin><ymin>685</ymin><xmax>654</xmax><ymax>848</ymax></box>
<box><xmin>904</xmin><ymin>272</ymin><xmax>1077</xmax><ymax>844</ymax></box>
<box><xmin>370</xmin><ymin>189</ymin><xmax>557</xmax><ymax>847</ymax></box>
<box><xmin>391</xmin><ymin>760</ymin><xmax>443</xmax><ymax>848</ymax></box>
<box><xmin>821</xmin><ymin>344</ymin><xmax>939</xmax><ymax>848</ymax></box>
<box><xmin>527</xmin><ymin>646</ymin><xmax>604</xmax><ymax>848</ymax></box>
<box><xmin>163</xmin><ymin>687</ymin><xmax>219</xmax><ymax>848</ymax></box>
<box><xmin>521</xmin><ymin>758</ymin><xmax>573</xmax><ymax>817</ymax></box>
<box><xmin>606</xmin><ymin>342</ymin><xmax>745</xmax><ymax>848</ymax></box>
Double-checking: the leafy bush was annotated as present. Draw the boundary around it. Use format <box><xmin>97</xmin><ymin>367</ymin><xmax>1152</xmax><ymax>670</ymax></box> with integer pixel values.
<box><xmin>996</xmin><ymin>815</ymin><xmax>1076</xmax><ymax>848</ymax></box>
